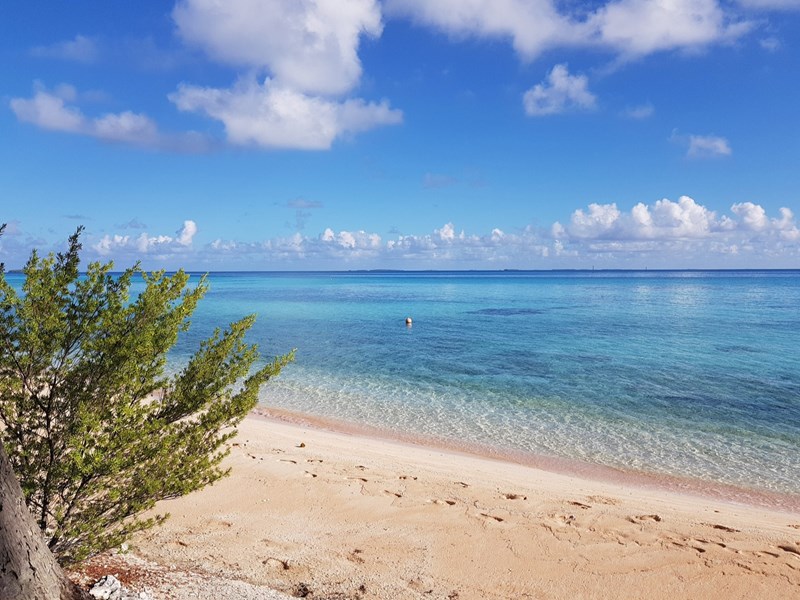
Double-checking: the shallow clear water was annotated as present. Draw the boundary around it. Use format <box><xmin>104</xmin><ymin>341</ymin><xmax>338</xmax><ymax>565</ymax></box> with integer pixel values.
<box><xmin>7</xmin><ymin>270</ymin><xmax>800</xmax><ymax>495</ymax></box>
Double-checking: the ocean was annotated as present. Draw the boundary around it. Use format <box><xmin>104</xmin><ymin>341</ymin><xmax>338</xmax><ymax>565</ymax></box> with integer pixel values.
<box><xmin>7</xmin><ymin>270</ymin><xmax>800</xmax><ymax>500</ymax></box>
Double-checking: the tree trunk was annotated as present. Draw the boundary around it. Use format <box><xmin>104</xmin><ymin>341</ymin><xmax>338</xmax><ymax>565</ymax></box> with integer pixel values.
<box><xmin>0</xmin><ymin>443</ymin><xmax>89</xmax><ymax>600</ymax></box>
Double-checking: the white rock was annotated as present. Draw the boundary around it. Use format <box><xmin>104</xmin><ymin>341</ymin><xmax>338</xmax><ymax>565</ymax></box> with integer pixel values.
<box><xmin>89</xmin><ymin>575</ymin><xmax>122</xmax><ymax>600</ymax></box>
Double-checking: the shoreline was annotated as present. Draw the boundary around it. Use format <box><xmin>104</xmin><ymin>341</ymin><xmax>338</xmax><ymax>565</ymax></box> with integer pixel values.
<box><xmin>122</xmin><ymin>411</ymin><xmax>800</xmax><ymax>599</ymax></box>
<box><xmin>253</xmin><ymin>405</ymin><xmax>800</xmax><ymax>513</ymax></box>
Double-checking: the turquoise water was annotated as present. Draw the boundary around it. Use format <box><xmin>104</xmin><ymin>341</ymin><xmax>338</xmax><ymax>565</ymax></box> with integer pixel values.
<box><xmin>6</xmin><ymin>270</ymin><xmax>800</xmax><ymax>497</ymax></box>
<box><xmin>176</xmin><ymin>270</ymin><xmax>800</xmax><ymax>497</ymax></box>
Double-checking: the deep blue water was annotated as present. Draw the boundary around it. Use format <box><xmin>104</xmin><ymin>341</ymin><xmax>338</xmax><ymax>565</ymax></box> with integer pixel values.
<box><xmin>6</xmin><ymin>270</ymin><xmax>800</xmax><ymax>495</ymax></box>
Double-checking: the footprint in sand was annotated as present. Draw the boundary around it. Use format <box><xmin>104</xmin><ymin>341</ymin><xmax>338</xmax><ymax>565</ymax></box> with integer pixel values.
<box><xmin>454</xmin><ymin>481</ymin><xmax>470</xmax><ymax>488</ymax></box>
<box><xmin>384</xmin><ymin>490</ymin><xmax>403</xmax><ymax>498</ymax></box>
<box><xmin>279</xmin><ymin>459</ymin><xmax>298</xmax><ymax>464</ymax></box>
<box><xmin>587</xmin><ymin>495</ymin><xmax>619</xmax><ymax>505</ymax></box>
<box><xmin>262</xmin><ymin>557</ymin><xmax>290</xmax><ymax>570</ymax></box>
<box><xmin>399</xmin><ymin>475</ymin><xmax>418</xmax><ymax>481</ymax></box>
<box><xmin>304</xmin><ymin>471</ymin><xmax>318</xmax><ymax>478</ymax></box>
<box><xmin>347</xmin><ymin>476</ymin><xmax>368</xmax><ymax>482</ymax></box>
<box><xmin>431</xmin><ymin>499</ymin><xmax>457</xmax><ymax>506</ymax></box>
<box><xmin>347</xmin><ymin>549</ymin><xmax>365</xmax><ymax>564</ymax></box>
<box><xmin>502</xmin><ymin>493</ymin><xmax>527</xmax><ymax>500</ymax></box>
<box><xmin>568</xmin><ymin>501</ymin><xmax>591</xmax><ymax>510</ymax></box>
<box><xmin>778</xmin><ymin>544</ymin><xmax>800</xmax><ymax>556</ymax></box>
<box><xmin>480</xmin><ymin>513</ymin><xmax>505</xmax><ymax>523</ymax></box>
<box><xmin>306</xmin><ymin>458</ymin><xmax>323</xmax><ymax>464</ymax></box>
<box><xmin>705</xmin><ymin>523</ymin><xmax>739</xmax><ymax>533</ymax></box>
<box><xmin>629</xmin><ymin>514</ymin><xmax>662</xmax><ymax>523</ymax></box>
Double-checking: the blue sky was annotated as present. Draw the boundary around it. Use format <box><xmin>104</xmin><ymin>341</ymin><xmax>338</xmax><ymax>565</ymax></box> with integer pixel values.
<box><xmin>2</xmin><ymin>0</ymin><xmax>799</xmax><ymax>270</ymax></box>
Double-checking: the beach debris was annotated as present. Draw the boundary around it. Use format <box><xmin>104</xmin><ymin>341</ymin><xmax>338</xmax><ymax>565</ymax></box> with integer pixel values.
<box><xmin>89</xmin><ymin>575</ymin><xmax>151</xmax><ymax>600</ymax></box>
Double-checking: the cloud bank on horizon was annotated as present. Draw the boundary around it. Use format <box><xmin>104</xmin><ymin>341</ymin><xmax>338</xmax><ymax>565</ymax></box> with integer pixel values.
<box><xmin>3</xmin><ymin>197</ymin><xmax>792</xmax><ymax>270</ymax></box>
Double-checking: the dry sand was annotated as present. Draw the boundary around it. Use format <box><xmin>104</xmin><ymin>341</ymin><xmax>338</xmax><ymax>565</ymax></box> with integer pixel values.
<box><xmin>104</xmin><ymin>412</ymin><xmax>799</xmax><ymax>599</ymax></box>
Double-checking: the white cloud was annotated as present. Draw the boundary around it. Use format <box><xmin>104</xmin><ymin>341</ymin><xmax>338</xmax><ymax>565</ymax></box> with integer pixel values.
<box><xmin>523</xmin><ymin>64</ymin><xmax>596</xmax><ymax>116</ymax></box>
<box><xmin>93</xmin><ymin>221</ymin><xmax>198</xmax><ymax>256</ymax></box>
<box><xmin>173</xmin><ymin>0</ymin><xmax>382</xmax><ymax>96</ymax></box>
<box><xmin>31</xmin><ymin>35</ymin><xmax>98</xmax><ymax>63</ymax></box>
<box><xmin>169</xmin><ymin>1</ymin><xmax>401</xmax><ymax>149</ymax></box>
<box><xmin>562</xmin><ymin>196</ymin><xmax>721</xmax><ymax>240</ymax></box>
<box><xmin>8</xmin><ymin>200</ymin><xmax>795</xmax><ymax>270</ymax></box>
<box><xmin>759</xmin><ymin>36</ymin><xmax>780</xmax><ymax>51</ymax></box>
<box><xmin>10</xmin><ymin>86</ymin><xmax>208</xmax><ymax>152</ymax></box>
<box><xmin>16</xmin><ymin>1</ymin><xmax>396</xmax><ymax>153</ymax></box>
<box><xmin>549</xmin><ymin>197</ymin><xmax>800</xmax><ymax>264</ymax></box>
<box><xmin>170</xmin><ymin>78</ymin><xmax>401</xmax><ymax>150</ymax></box>
<box><xmin>10</xmin><ymin>89</ymin><xmax>84</xmax><ymax>133</ymax></box>
<box><xmin>587</xmin><ymin>0</ymin><xmax>748</xmax><ymax>58</ymax></box>
<box><xmin>93</xmin><ymin>111</ymin><xmax>160</xmax><ymax>145</ymax></box>
<box><xmin>731</xmin><ymin>202</ymin><xmax>767</xmax><ymax>230</ymax></box>
<box><xmin>384</xmin><ymin>0</ymin><xmax>573</xmax><ymax>60</ymax></box>
<box><xmin>687</xmin><ymin>134</ymin><xmax>732</xmax><ymax>158</ymax></box>
<box><xmin>176</xmin><ymin>220</ymin><xmax>198</xmax><ymax>246</ymax></box>
<box><xmin>621</xmin><ymin>103</ymin><xmax>655</xmax><ymax>119</ymax></box>
<box><xmin>387</xmin><ymin>0</ymin><xmax>751</xmax><ymax>60</ymax></box>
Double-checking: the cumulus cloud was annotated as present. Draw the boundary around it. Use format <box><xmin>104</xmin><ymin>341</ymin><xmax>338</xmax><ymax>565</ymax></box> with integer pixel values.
<box><xmin>170</xmin><ymin>78</ymin><xmax>401</xmax><ymax>150</ymax></box>
<box><xmin>20</xmin><ymin>200</ymin><xmax>796</xmax><ymax>269</ymax></box>
<box><xmin>31</xmin><ymin>34</ymin><xmax>98</xmax><ymax>63</ymax></box>
<box><xmin>102</xmin><ymin>200</ymin><xmax>797</xmax><ymax>269</ymax></box>
<box><xmin>10</xmin><ymin>85</ymin><xmax>208</xmax><ymax>152</ymax></box>
<box><xmin>562</xmin><ymin>196</ymin><xmax>720</xmax><ymax>240</ymax></box>
<box><xmin>586</xmin><ymin>0</ymin><xmax>749</xmax><ymax>58</ymax></box>
<box><xmin>93</xmin><ymin>220</ymin><xmax>198</xmax><ymax>256</ymax></box>
<box><xmin>168</xmin><ymin>0</ymin><xmax>401</xmax><ymax>149</ymax></box>
<box><xmin>523</xmin><ymin>64</ymin><xmax>596</xmax><ymax>116</ymax></box>
<box><xmin>174</xmin><ymin>0</ymin><xmax>382</xmax><ymax>96</ymax></box>
<box><xmin>384</xmin><ymin>0</ymin><xmax>574</xmax><ymax>59</ymax></box>
<box><xmin>686</xmin><ymin>134</ymin><xmax>732</xmax><ymax>158</ymax></box>
<box><xmin>551</xmin><ymin>197</ymin><xmax>800</xmax><ymax>263</ymax></box>
<box><xmin>387</xmin><ymin>0</ymin><xmax>751</xmax><ymax>60</ymax></box>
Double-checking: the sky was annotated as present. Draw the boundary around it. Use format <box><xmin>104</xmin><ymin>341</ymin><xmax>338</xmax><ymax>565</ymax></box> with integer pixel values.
<box><xmin>2</xmin><ymin>0</ymin><xmax>799</xmax><ymax>270</ymax></box>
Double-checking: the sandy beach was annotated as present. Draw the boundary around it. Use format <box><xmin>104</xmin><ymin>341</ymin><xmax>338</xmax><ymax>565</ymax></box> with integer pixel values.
<box><xmin>85</xmin><ymin>412</ymin><xmax>800</xmax><ymax>599</ymax></box>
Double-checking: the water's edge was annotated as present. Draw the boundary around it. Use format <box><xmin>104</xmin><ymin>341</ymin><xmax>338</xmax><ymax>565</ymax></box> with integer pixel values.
<box><xmin>253</xmin><ymin>405</ymin><xmax>800</xmax><ymax>514</ymax></box>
